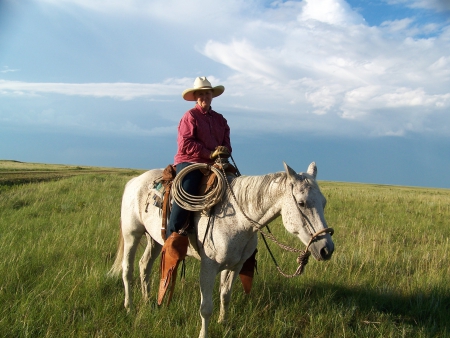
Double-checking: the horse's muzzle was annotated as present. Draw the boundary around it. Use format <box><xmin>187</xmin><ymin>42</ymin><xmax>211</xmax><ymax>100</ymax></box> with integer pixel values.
<box><xmin>320</xmin><ymin>244</ymin><xmax>334</xmax><ymax>260</ymax></box>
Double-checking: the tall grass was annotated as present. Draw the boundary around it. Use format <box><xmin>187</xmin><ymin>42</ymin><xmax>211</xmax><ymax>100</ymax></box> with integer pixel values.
<box><xmin>0</xmin><ymin>171</ymin><xmax>449</xmax><ymax>337</ymax></box>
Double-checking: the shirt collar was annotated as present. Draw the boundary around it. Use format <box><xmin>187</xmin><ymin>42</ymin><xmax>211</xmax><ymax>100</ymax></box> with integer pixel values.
<box><xmin>195</xmin><ymin>103</ymin><xmax>212</xmax><ymax>115</ymax></box>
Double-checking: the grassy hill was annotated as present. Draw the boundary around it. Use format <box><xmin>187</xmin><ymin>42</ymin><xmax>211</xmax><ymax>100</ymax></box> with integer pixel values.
<box><xmin>0</xmin><ymin>160</ymin><xmax>143</xmax><ymax>188</ymax></box>
<box><xmin>0</xmin><ymin>160</ymin><xmax>449</xmax><ymax>337</ymax></box>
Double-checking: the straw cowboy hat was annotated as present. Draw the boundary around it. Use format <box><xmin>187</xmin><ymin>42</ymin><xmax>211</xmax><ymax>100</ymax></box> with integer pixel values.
<box><xmin>182</xmin><ymin>76</ymin><xmax>225</xmax><ymax>101</ymax></box>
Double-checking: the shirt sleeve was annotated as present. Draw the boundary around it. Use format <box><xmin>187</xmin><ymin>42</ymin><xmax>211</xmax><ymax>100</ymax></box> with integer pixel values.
<box><xmin>177</xmin><ymin>111</ymin><xmax>211</xmax><ymax>159</ymax></box>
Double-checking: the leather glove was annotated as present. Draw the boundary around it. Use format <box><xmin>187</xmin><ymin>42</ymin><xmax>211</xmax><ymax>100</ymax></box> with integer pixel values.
<box><xmin>210</xmin><ymin>146</ymin><xmax>230</xmax><ymax>159</ymax></box>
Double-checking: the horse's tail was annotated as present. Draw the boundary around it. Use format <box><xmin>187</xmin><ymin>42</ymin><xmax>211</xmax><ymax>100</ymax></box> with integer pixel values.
<box><xmin>107</xmin><ymin>218</ymin><xmax>124</xmax><ymax>278</ymax></box>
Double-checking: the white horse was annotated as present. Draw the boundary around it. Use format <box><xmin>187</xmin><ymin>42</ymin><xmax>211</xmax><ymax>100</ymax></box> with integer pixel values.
<box><xmin>109</xmin><ymin>162</ymin><xmax>334</xmax><ymax>338</ymax></box>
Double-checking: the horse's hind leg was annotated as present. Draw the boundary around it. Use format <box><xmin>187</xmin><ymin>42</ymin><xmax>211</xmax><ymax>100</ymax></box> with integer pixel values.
<box><xmin>122</xmin><ymin>229</ymin><xmax>144</xmax><ymax>311</ymax></box>
<box><xmin>218</xmin><ymin>269</ymin><xmax>239</xmax><ymax>324</ymax></box>
<box><xmin>139</xmin><ymin>232</ymin><xmax>162</xmax><ymax>302</ymax></box>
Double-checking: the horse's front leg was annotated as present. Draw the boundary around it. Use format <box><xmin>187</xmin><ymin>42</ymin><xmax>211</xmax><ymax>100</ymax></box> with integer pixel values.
<box><xmin>139</xmin><ymin>233</ymin><xmax>162</xmax><ymax>302</ymax></box>
<box><xmin>218</xmin><ymin>269</ymin><xmax>239</xmax><ymax>324</ymax></box>
<box><xmin>198</xmin><ymin>259</ymin><xmax>219</xmax><ymax>338</ymax></box>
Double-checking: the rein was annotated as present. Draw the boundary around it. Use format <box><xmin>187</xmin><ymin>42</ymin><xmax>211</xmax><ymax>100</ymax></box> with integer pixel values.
<box><xmin>260</xmin><ymin>227</ymin><xmax>334</xmax><ymax>278</ymax></box>
<box><xmin>219</xmin><ymin>155</ymin><xmax>334</xmax><ymax>278</ymax></box>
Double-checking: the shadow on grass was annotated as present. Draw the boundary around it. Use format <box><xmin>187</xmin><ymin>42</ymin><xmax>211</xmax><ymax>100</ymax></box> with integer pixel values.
<box><xmin>98</xmin><ymin>269</ymin><xmax>449</xmax><ymax>337</ymax></box>
<box><xmin>266</xmin><ymin>279</ymin><xmax>449</xmax><ymax>336</ymax></box>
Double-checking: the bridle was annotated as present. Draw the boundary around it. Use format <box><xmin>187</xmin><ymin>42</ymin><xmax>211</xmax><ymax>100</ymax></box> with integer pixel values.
<box><xmin>290</xmin><ymin>182</ymin><xmax>328</xmax><ymax>239</ymax></box>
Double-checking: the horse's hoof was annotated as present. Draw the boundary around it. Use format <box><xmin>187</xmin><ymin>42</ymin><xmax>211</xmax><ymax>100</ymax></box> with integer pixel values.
<box><xmin>217</xmin><ymin>317</ymin><xmax>227</xmax><ymax>324</ymax></box>
<box><xmin>124</xmin><ymin>304</ymin><xmax>134</xmax><ymax>314</ymax></box>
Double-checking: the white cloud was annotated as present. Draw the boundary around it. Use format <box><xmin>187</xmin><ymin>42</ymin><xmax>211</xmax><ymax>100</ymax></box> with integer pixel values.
<box><xmin>19</xmin><ymin>0</ymin><xmax>450</xmax><ymax>138</ymax></box>
<box><xmin>35</xmin><ymin>0</ymin><xmax>247</xmax><ymax>23</ymax></box>
<box><xmin>429</xmin><ymin>55</ymin><xmax>450</xmax><ymax>68</ymax></box>
<box><xmin>377</xmin><ymin>88</ymin><xmax>449</xmax><ymax>107</ymax></box>
<box><xmin>35</xmin><ymin>0</ymin><xmax>138</xmax><ymax>14</ymax></box>
<box><xmin>343</xmin><ymin>86</ymin><xmax>450</xmax><ymax>111</ymax></box>
<box><xmin>299</xmin><ymin>0</ymin><xmax>365</xmax><ymax>25</ymax></box>
<box><xmin>387</xmin><ymin>0</ymin><xmax>450</xmax><ymax>12</ymax></box>
<box><xmin>0</xmin><ymin>79</ymin><xmax>190</xmax><ymax>100</ymax></box>
<box><xmin>201</xmin><ymin>0</ymin><xmax>450</xmax><ymax>135</ymax></box>
<box><xmin>381</xmin><ymin>18</ymin><xmax>414</xmax><ymax>32</ymax></box>
<box><xmin>1</xmin><ymin>66</ymin><xmax>20</xmax><ymax>73</ymax></box>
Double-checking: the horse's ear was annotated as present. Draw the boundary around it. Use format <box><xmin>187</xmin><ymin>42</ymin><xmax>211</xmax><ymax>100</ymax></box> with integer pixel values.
<box><xmin>283</xmin><ymin>162</ymin><xmax>297</xmax><ymax>180</ymax></box>
<box><xmin>307</xmin><ymin>162</ymin><xmax>317</xmax><ymax>179</ymax></box>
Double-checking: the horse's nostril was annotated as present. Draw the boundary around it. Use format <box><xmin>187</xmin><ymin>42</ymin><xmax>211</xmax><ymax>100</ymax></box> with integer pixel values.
<box><xmin>320</xmin><ymin>247</ymin><xmax>333</xmax><ymax>260</ymax></box>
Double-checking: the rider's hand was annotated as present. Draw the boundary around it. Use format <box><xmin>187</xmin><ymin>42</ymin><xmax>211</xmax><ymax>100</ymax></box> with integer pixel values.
<box><xmin>210</xmin><ymin>146</ymin><xmax>230</xmax><ymax>159</ymax></box>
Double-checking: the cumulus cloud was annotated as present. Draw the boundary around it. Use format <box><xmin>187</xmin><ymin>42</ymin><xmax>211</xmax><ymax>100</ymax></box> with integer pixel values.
<box><xmin>19</xmin><ymin>0</ymin><xmax>450</xmax><ymax>137</ymax></box>
<box><xmin>199</xmin><ymin>0</ymin><xmax>450</xmax><ymax>136</ymax></box>
<box><xmin>299</xmin><ymin>0</ymin><xmax>365</xmax><ymax>25</ymax></box>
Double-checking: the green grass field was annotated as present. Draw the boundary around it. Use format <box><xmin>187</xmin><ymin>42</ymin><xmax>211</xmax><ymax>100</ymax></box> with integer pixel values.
<box><xmin>0</xmin><ymin>160</ymin><xmax>449</xmax><ymax>337</ymax></box>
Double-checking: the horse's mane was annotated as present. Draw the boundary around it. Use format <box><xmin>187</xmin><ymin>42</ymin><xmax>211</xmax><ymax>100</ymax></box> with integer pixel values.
<box><xmin>229</xmin><ymin>171</ymin><xmax>319</xmax><ymax>214</ymax></box>
<box><xmin>229</xmin><ymin>172</ymin><xmax>289</xmax><ymax>214</ymax></box>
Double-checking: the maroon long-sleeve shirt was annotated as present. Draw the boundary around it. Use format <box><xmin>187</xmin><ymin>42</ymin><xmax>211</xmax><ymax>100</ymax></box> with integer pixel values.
<box><xmin>174</xmin><ymin>104</ymin><xmax>232</xmax><ymax>165</ymax></box>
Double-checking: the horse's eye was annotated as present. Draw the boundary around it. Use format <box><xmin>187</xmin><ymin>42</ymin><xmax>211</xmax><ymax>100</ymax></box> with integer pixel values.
<box><xmin>298</xmin><ymin>201</ymin><xmax>306</xmax><ymax>208</ymax></box>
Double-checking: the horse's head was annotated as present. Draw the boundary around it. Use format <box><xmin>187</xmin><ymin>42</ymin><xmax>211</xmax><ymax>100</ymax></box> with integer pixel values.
<box><xmin>280</xmin><ymin>162</ymin><xmax>334</xmax><ymax>261</ymax></box>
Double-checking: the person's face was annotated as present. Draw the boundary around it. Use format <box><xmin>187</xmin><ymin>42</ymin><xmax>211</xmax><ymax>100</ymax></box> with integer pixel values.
<box><xmin>194</xmin><ymin>90</ymin><xmax>213</xmax><ymax>110</ymax></box>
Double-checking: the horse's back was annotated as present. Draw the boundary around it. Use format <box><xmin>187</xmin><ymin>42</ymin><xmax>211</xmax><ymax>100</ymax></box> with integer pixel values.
<box><xmin>124</xmin><ymin>168</ymin><xmax>163</xmax><ymax>194</ymax></box>
<box><xmin>121</xmin><ymin>169</ymin><xmax>163</xmax><ymax>224</ymax></box>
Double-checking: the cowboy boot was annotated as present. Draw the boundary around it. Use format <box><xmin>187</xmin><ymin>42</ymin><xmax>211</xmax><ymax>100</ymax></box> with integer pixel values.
<box><xmin>157</xmin><ymin>232</ymin><xmax>189</xmax><ymax>305</ymax></box>
<box><xmin>239</xmin><ymin>249</ymin><xmax>257</xmax><ymax>294</ymax></box>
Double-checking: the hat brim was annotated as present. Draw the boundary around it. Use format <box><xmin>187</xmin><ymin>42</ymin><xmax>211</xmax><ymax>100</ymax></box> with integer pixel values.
<box><xmin>182</xmin><ymin>85</ymin><xmax>225</xmax><ymax>101</ymax></box>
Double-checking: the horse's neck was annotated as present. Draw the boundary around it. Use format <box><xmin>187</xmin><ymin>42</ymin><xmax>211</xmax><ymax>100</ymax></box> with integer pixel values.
<box><xmin>231</xmin><ymin>173</ymin><xmax>286</xmax><ymax>227</ymax></box>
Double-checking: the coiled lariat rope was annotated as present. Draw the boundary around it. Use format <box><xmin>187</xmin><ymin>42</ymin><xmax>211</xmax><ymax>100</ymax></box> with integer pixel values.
<box><xmin>172</xmin><ymin>163</ymin><xmax>226</xmax><ymax>211</ymax></box>
<box><xmin>172</xmin><ymin>156</ymin><xmax>334</xmax><ymax>278</ymax></box>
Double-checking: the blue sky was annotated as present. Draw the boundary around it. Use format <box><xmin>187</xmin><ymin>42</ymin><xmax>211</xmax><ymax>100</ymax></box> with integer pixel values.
<box><xmin>1</xmin><ymin>0</ymin><xmax>449</xmax><ymax>188</ymax></box>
